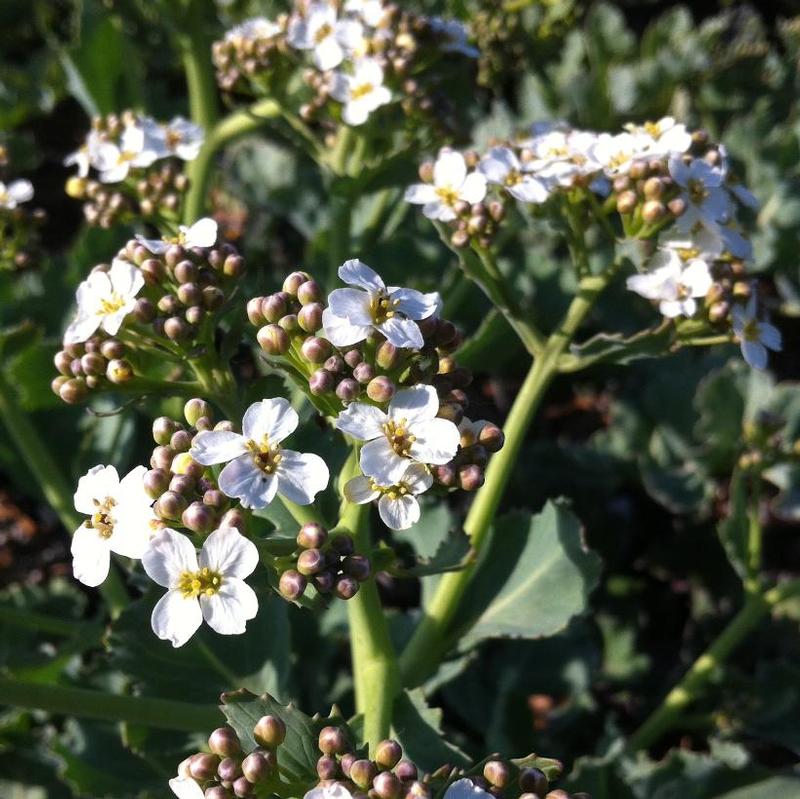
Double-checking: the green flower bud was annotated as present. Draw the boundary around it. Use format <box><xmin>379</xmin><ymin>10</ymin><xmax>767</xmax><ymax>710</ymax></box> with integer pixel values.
<box><xmin>232</xmin><ymin>776</ymin><xmax>253</xmax><ymax>797</ymax></box>
<box><xmin>298</xmin><ymin>302</ymin><xmax>324</xmax><ymax>333</ymax></box>
<box><xmin>204</xmin><ymin>489</ymin><xmax>226</xmax><ymax>508</ymax></box>
<box><xmin>169</xmin><ymin>473</ymin><xmax>195</xmax><ymax>495</ymax></box>
<box><xmin>350</xmin><ymin>759</ymin><xmax>378</xmax><ymax>790</ymax></box>
<box><xmin>367</xmin><ymin>376</ymin><xmax>395</xmax><ymax>403</ymax></box>
<box><xmin>247</xmin><ymin>297</ymin><xmax>266</xmax><ymax>326</ymax></box>
<box><xmin>297</xmin><ymin>522</ymin><xmax>328</xmax><ymax>549</ymax></box>
<box><xmin>279</xmin><ymin>569</ymin><xmax>307</xmax><ymax>600</ymax></box>
<box><xmin>376</xmin><ymin>341</ymin><xmax>400</xmax><ymax>370</ymax></box>
<box><xmin>302</xmin><ymin>336</ymin><xmax>333</xmax><ymax>363</ymax></box>
<box><xmin>79</xmin><ymin>352</ymin><xmax>105</xmax><ymax>376</ymax></box>
<box><xmin>178</xmin><ymin>282</ymin><xmax>203</xmax><ymax>307</ymax></box>
<box><xmin>279</xmin><ymin>314</ymin><xmax>300</xmax><ymax>334</ymax></box>
<box><xmin>134</xmin><ymin>297</ymin><xmax>156</xmax><ymax>323</ymax></box>
<box><xmin>283</xmin><ymin>270</ymin><xmax>311</xmax><ymax>296</ymax></box>
<box><xmin>185</xmin><ymin>398</ymin><xmax>213</xmax><ymax>427</ymax></box>
<box><xmin>375</xmin><ymin>739</ymin><xmax>402</xmax><ymax>770</ymax></box>
<box><xmin>106</xmin><ymin>358</ymin><xmax>133</xmax><ymax>384</ymax></box>
<box><xmin>257</xmin><ymin>324</ymin><xmax>290</xmax><ymax>356</ymax></box>
<box><xmin>164</xmin><ymin>316</ymin><xmax>191</xmax><ymax>341</ymax></box>
<box><xmin>140</xmin><ymin>258</ymin><xmax>165</xmax><ymax>284</ymax></box>
<box><xmin>641</xmin><ymin>200</ymin><xmax>665</xmax><ymax>224</ymax></box>
<box><xmin>253</xmin><ymin>715</ymin><xmax>287</xmax><ymax>749</ymax></box>
<box><xmin>208</xmin><ymin>726</ymin><xmax>241</xmax><ymax>758</ymax></box>
<box><xmin>51</xmin><ymin>375</ymin><xmax>69</xmax><ymax>396</ymax></box>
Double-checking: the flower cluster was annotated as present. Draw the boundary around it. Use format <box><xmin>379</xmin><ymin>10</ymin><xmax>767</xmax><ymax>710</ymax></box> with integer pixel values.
<box><xmin>52</xmin><ymin>219</ymin><xmax>244</xmax><ymax>403</ymax></box>
<box><xmin>0</xmin><ymin>146</ymin><xmax>45</xmax><ymax>270</ymax></box>
<box><xmin>63</xmin><ymin>112</ymin><xmax>202</xmax><ymax>227</ymax></box>
<box><xmin>212</xmin><ymin>1</ymin><xmax>477</xmax><ymax>136</ymax></box>
<box><xmin>170</xmin><ymin>715</ymin><xmax>580</xmax><ymax>799</ymax></box>
<box><xmin>405</xmin><ymin>119</ymin><xmax>782</xmax><ymax>370</ymax></box>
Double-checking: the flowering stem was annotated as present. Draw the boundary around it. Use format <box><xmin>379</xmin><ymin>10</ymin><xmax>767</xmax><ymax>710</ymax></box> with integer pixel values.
<box><xmin>0</xmin><ymin>676</ymin><xmax>221</xmax><ymax>732</ymax></box>
<box><xmin>626</xmin><ymin>578</ymin><xmax>800</xmax><ymax>752</ymax></box>
<box><xmin>183</xmin><ymin>98</ymin><xmax>282</xmax><ymax>223</ymax></box>
<box><xmin>177</xmin><ymin>0</ymin><xmax>219</xmax><ymax>132</ymax></box>
<box><xmin>0</xmin><ymin>367</ymin><xmax>129</xmax><ymax>615</ymax></box>
<box><xmin>399</xmin><ymin>273</ymin><xmax>613</xmax><ymax>687</ymax></box>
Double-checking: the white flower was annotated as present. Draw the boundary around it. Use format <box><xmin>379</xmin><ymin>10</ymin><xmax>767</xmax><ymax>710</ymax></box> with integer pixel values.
<box><xmin>135</xmin><ymin>218</ymin><xmax>218</xmax><ymax>255</ymax></box>
<box><xmin>523</xmin><ymin>129</ymin><xmax>601</xmax><ymax>187</ymax></box>
<box><xmin>190</xmin><ymin>399</ymin><xmax>329</xmax><ymax>509</ymax></box>
<box><xmin>287</xmin><ymin>2</ymin><xmax>363</xmax><ymax>71</ymax></box>
<box><xmin>152</xmin><ymin>117</ymin><xmax>204</xmax><ymax>161</ymax></box>
<box><xmin>624</xmin><ymin>117</ymin><xmax>692</xmax><ymax>157</ymax></box>
<box><xmin>731</xmin><ymin>293</ymin><xmax>781</xmax><ymax>370</ymax></box>
<box><xmin>169</xmin><ymin>776</ymin><xmax>204</xmax><ymax>799</ymax></box>
<box><xmin>93</xmin><ymin>122</ymin><xmax>160</xmax><ymax>183</ymax></box>
<box><xmin>71</xmin><ymin>465</ymin><xmax>156</xmax><ymax>587</ymax></box>
<box><xmin>64</xmin><ymin>130</ymin><xmax>104</xmax><ymax>178</ymax></box>
<box><xmin>345</xmin><ymin>462</ymin><xmax>432</xmax><ymax>530</ymax></box>
<box><xmin>478</xmin><ymin>146</ymin><xmax>549</xmax><ymax>203</ymax></box>
<box><xmin>344</xmin><ymin>0</ymin><xmax>386</xmax><ymax>27</ymax></box>
<box><xmin>142</xmin><ymin>526</ymin><xmax>259</xmax><ymax>647</ymax></box>
<box><xmin>668</xmin><ymin>155</ymin><xmax>731</xmax><ymax>233</ymax></box>
<box><xmin>322</xmin><ymin>259</ymin><xmax>438</xmax><ymax>349</ymax></box>
<box><xmin>404</xmin><ymin>149</ymin><xmax>487</xmax><ymax>222</ymax></box>
<box><xmin>443</xmin><ymin>779</ymin><xmax>491</xmax><ymax>799</ymax></box>
<box><xmin>335</xmin><ymin>385</ymin><xmax>460</xmax><ymax>485</ymax></box>
<box><xmin>0</xmin><ymin>179</ymin><xmax>34</xmax><ymax>209</ymax></box>
<box><xmin>329</xmin><ymin>58</ymin><xmax>392</xmax><ymax>126</ymax></box>
<box><xmin>225</xmin><ymin>16</ymin><xmax>281</xmax><ymax>43</ymax></box>
<box><xmin>304</xmin><ymin>784</ymin><xmax>355</xmax><ymax>799</ymax></box>
<box><xmin>591</xmin><ymin>132</ymin><xmax>649</xmax><ymax>177</ymax></box>
<box><xmin>626</xmin><ymin>248</ymin><xmax>712</xmax><ymax>318</ymax></box>
<box><xmin>428</xmin><ymin>17</ymin><xmax>479</xmax><ymax>58</ymax></box>
<box><xmin>64</xmin><ymin>258</ymin><xmax>144</xmax><ymax>344</ymax></box>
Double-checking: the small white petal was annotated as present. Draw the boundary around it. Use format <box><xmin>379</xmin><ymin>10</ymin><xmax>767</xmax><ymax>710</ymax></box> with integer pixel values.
<box><xmin>389</xmin><ymin>287</ymin><xmax>438</xmax><ymax>320</ymax></box>
<box><xmin>360</xmin><ymin>437</ymin><xmax>409</xmax><ymax>484</ymax></box>
<box><xmin>335</xmin><ymin>402</ymin><xmax>387</xmax><ymax>440</ymax></box>
<box><xmin>338</xmin><ymin>258</ymin><xmax>385</xmax><ymax>291</ymax></box>
<box><xmin>328</xmin><ymin>287</ymin><xmax>373</xmax><ymax>325</ymax></box>
<box><xmin>388</xmin><ymin>385</ymin><xmax>439</xmax><ymax>424</ymax></box>
<box><xmin>199</xmin><ymin>526</ymin><xmax>259</xmax><ymax>579</ymax></box>
<box><xmin>64</xmin><ymin>313</ymin><xmax>101</xmax><ymax>345</ymax></box>
<box><xmin>200</xmin><ymin>579</ymin><xmax>258</xmax><ymax>635</ymax></box>
<box><xmin>242</xmin><ymin>398</ymin><xmax>299</xmax><ymax>444</ymax></box>
<box><xmin>378</xmin><ymin>493</ymin><xmax>420</xmax><ymax>530</ymax></box>
<box><xmin>134</xmin><ymin>235</ymin><xmax>169</xmax><ymax>255</ymax></box>
<box><xmin>378</xmin><ymin>316</ymin><xmax>424</xmax><ymax>349</ymax></box>
<box><xmin>344</xmin><ymin>475</ymin><xmax>380</xmax><ymax>504</ymax></box>
<box><xmin>444</xmin><ymin>779</ymin><xmax>493</xmax><ymax>799</ymax></box>
<box><xmin>404</xmin><ymin>184</ymin><xmax>438</xmax><ymax>205</ymax></box>
<box><xmin>74</xmin><ymin>465</ymin><xmax>119</xmax><ymax>515</ymax></box>
<box><xmin>759</xmin><ymin>322</ymin><xmax>782</xmax><ymax>351</ymax></box>
<box><xmin>218</xmin><ymin>455</ymin><xmax>278</xmax><ymax>509</ymax></box>
<box><xmin>434</xmin><ymin>150</ymin><xmax>467</xmax><ymax>188</ymax></box>
<box><xmin>459</xmin><ymin>172</ymin><xmax>487</xmax><ymax>204</ymax></box>
<box><xmin>142</xmin><ymin>528</ymin><xmax>199</xmax><ymax>588</ymax></box>
<box><xmin>185</xmin><ymin>218</ymin><xmax>217</xmax><ymax>248</ymax></box>
<box><xmin>322</xmin><ymin>307</ymin><xmax>372</xmax><ymax>347</ymax></box>
<box><xmin>682</xmin><ymin>260</ymin><xmax>713</xmax><ymax>297</ymax></box>
<box><xmin>276</xmin><ymin>450</ymin><xmax>329</xmax><ymax>505</ymax></box>
<box><xmin>401</xmin><ymin>462</ymin><xmax>433</xmax><ymax>495</ymax></box>
<box><xmin>71</xmin><ymin>526</ymin><xmax>111</xmax><ymax>587</ymax></box>
<box><xmin>190</xmin><ymin>430</ymin><xmax>247</xmax><ymax>465</ymax></box>
<box><xmin>408</xmin><ymin>418</ymin><xmax>461</xmax><ymax>465</ymax></box>
<box><xmin>169</xmin><ymin>776</ymin><xmax>206</xmax><ymax>799</ymax></box>
<box><xmin>151</xmin><ymin>590</ymin><xmax>203</xmax><ymax>647</ymax></box>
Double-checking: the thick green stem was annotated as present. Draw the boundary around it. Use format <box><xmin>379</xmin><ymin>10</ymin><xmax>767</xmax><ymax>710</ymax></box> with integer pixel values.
<box><xmin>0</xmin><ymin>677</ymin><xmax>221</xmax><ymax>732</ymax></box>
<box><xmin>339</xmin><ymin>451</ymin><xmax>399</xmax><ymax>750</ymax></box>
<box><xmin>327</xmin><ymin>192</ymin><xmax>353</xmax><ymax>290</ymax></box>
<box><xmin>626</xmin><ymin>579</ymin><xmax>800</xmax><ymax>752</ymax></box>
<box><xmin>177</xmin><ymin>0</ymin><xmax>219</xmax><ymax>132</ymax></box>
<box><xmin>184</xmin><ymin>99</ymin><xmax>281</xmax><ymax>223</ymax></box>
<box><xmin>399</xmin><ymin>274</ymin><xmax>611</xmax><ymax>687</ymax></box>
<box><xmin>0</xmin><ymin>368</ymin><xmax>129</xmax><ymax>614</ymax></box>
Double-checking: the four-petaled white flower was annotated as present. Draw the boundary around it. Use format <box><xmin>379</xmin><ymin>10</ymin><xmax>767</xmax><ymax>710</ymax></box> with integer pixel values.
<box><xmin>443</xmin><ymin>779</ymin><xmax>492</xmax><ymax>799</ymax></box>
<box><xmin>478</xmin><ymin>146</ymin><xmax>549</xmax><ymax>203</ymax></box>
<box><xmin>330</xmin><ymin>58</ymin><xmax>392</xmax><ymax>126</ymax></box>
<box><xmin>225</xmin><ymin>16</ymin><xmax>281</xmax><ymax>43</ymax></box>
<box><xmin>153</xmin><ymin>117</ymin><xmax>205</xmax><ymax>161</ymax></box>
<box><xmin>64</xmin><ymin>131</ymin><xmax>103</xmax><ymax>178</ymax></box>
<box><xmin>190</xmin><ymin>398</ymin><xmax>329</xmax><ymax>509</ymax></box>
<box><xmin>731</xmin><ymin>293</ymin><xmax>782</xmax><ymax>370</ymax></box>
<box><xmin>322</xmin><ymin>259</ymin><xmax>439</xmax><ymax>349</ymax></box>
<box><xmin>93</xmin><ymin>122</ymin><xmax>160</xmax><ymax>183</ymax></box>
<box><xmin>404</xmin><ymin>149</ymin><xmax>487</xmax><ymax>222</ymax></box>
<box><xmin>71</xmin><ymin>465</ymin><xmax>156</xmax><ymax>587</ymax></box>
<box><xmin>142</xmin><ymin>526</ymin><xmax>259</xmax><ymax>648</ymax></box>
<box><xmin>625</xmin><ymin>117</ymin><xmax>692</xmax><ymax>157</ymax></box>
<box><xmin>590</xmin><ymin>132</ymin><xmax>648</xmax><ymax>177</ymax></box>
<box><xmin>287</xmin><ymin>2</ymin><xmax>363</xmax><ymax>71</ymax></box>
<box><xmin>64</xmin><ymin>258</ymin><xmax>145</xmax><ymax>344</ymax></box>
<box><xmin>304</xmin><ymin>783</ymin><xmax>355</xmax><ymax>799</ymax></box>
<box><xmin>345</xmin><ymin>462</ymin><xmax>433</xmax><ymax>530</ymax></box>
<box><xmin>335</xmin><ymin>385</ymin><xmax>460</xmax><ymax>485</ymax></box>
<box><xmin>668</xmin><ymin>155</ymin><xmax>731</xmax><ymax>233</ymax></box>
<box><xmin>136</xmin><ymin>217</ymin><xmax>218</xmax><ymax>255</ymax></box>
<box><xmin>0</xmin><ymin>179</ymin><xmax>34</xmax><ymax>209</ymax></box>
<box><xmin>626</xmin><ymin>248</ymin><xmax>712</xmax><ymax>318</ymax></box>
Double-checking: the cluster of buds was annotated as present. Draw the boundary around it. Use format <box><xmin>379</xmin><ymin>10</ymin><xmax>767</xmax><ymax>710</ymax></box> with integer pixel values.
<box><xmin>63</xmin><ymin>111</ymin><xmax>202</xmax><ymax>228</ymax></box>
<box><xmin>0</xmin><ymin>147</ymin><xmax>45</xmax><ymax>270</ymax></box>
<box><xmin>53</xmin><ymin>219</ymin><xmax>244</xmax><ymax>405</ymax></box>
<box><xmin>431</xmin><ymin>418</ymin><xmax>504</xmax><ymax>492</ymax></box>
<box><xmin>175</xmin><ymin>717</ymin><xmax>285</xmax><ymax>798</ymax></box>
<box><xmin>212</xmin><ymin>2</ymin><xmax>477</xmax><ymax>139</ymax></box>
<box><xmin>738</xmin><ymin>409</ymin><xmax>800</xmax><ymax>473</ymax></box>
<box><xmin>277</xmin><ymin>521</ymin><xmax>371</xmax><ymax>602</ymax></box>
<box><xmin>51</xmin><ymin>336</ymin><xmax>132</xmax><ymax>404</ymax></box>
<box><xmin>144</xmin><ymin>399</ymin><xmax>241</xmax><ymax>534</ymax></box>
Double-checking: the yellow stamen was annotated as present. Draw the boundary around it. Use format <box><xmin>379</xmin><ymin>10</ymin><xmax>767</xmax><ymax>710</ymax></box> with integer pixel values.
<box><xmin>382</xmin><ymin>418</ymin><xmax>416</xmax><ymax>457</ymax></box>
<box><xmin>350</xmin><ymin>82</ymin><xmax>374</xmax><ymax>100</ymax></box>
<box><xmin>177</xmin><ymin>566</ymin><xmax>223</xmax><ymax>598</ymax></box>
<box><xmin>86</xmin><ymin>496</ymin><xmax>117</xmax><ymax>539</ymax></box>
<box><xmin>435</xmin><ymin>186</ymin><xmax>460</xmax><ymax>206</ymax></box>
<box><xmin>247</xmin><ymin>435</ymin><xmax>283</xmax><ymax>474</ymax></box>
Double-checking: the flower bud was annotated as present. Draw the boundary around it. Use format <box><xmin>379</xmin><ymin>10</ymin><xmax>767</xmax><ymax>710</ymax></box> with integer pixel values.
<box><xmin>203</xmin><ymin>286</ymin><xmax>225</xmax><ymax>311</ymax></box>
<box><xmin>189</xmin><ymin>753</ymin><xmax>220</xmax><ymax>781</ymax></box>
<box><xmin>204</xmin><ymin>788</ymin><xmax>229</xmax><ymax>799</ymax></box>
<box><xmin>279</xmin><ymin>569</ymin><xmax>307</xmax><ymax>600</ymax></box>
<box><xmin>478</xmin><ymin>423</ymin><xmax>504</xmax><ymax>452</ymax></box>
<box><xmin>283</xmin><ymin>270</ymin><xmax>311</xmax><ymax>296</ymax></box>
<box><xmin>317</xmin><ymin>755</ymin><xmax>339</xmax><ymax>780</ymax></box>
<box><xmin>106</xmin><ymin>358</ymin><xmax>133</xmax><ymax>383</ymax></box>
<box><xmin>367</xmin><ymin>376</ymin><xmax>395</xmax><ymax>403</ymax></box>
<box><xmin>151</xmin><ymin>445</ymin><xmax>175</xmax><ymax>471</ymax></box>
<box><xmin>178</xmin><ymin>282</ymin><xmax>203</xmax><ymax>307</ymax></box>
<box><xmin>59</xmin><ymin>377</ymin><xmax>88</xmax><ymax>404</ymax></box>
<box><xmin>232</xmin><ymin>776</ymin><xmax>253</xmax><ymax>797</ymax></box>
<box><xmin>223</xmin><ymin>254</ymin><xmax>245</xmax><ymax>278</ymax></box>
<box><xmin>257</xmin><ymin>324</ymin><xmax>290</xmax><ymax>355</ymax></box>
<box><xmin>220</xmin><ymin>507</ymin><xmax>246</xmax><ymax>532</ymax></box>
<box><xmin>169</xmin><ymin>474</ymin><xmax>195</xmax><ymax>495</ymax></box>
<box><xmin>298</xmin><ymin>302</ymin><xmax>324</xmax><ymax>333</ymax></box>
<box><xmin>171</xmin><ymin>429</ymin><xmax>193</xmax><ymax>453</ymax></box>
<box><xmin>297</xmin><ymin>279</ymin><xmax>322</xmax><ymax>305</ymax></box>
<box><xmin>616</xmin><ymin>190</ymin><xmax>637</xmax><ymax>214</ymax></box>
<box><xmin>144</xmin><ymin>468</ymin><xmax>170</xmax><ymax>498</ymax></box>
<box><xmin>376</xmin><ymin>341</ymin><xmax>400</xmax><ymax>370</ymax></box>
<box><xmin>309</xmin><ymin>369</ymin><xmax>335</xmax><ymax>396</ymax></box>
<box><xmin>203</xmin><ymin>489</ymin><xmax>226</xmax><ymax>508</ymax></box>
<box><xmin>484</xmin><ymin>761</ymin><xmax>510</xmax><ymax>788</ymax></box>
<box><xmin>301</xmin><ymin>336</ymin><xmax>332</xmax><ymax>363</ymax></box>
<box><xmin>350</xmin><ymin>759</ymin><xmax>378</xmax><ymax>790</ymax></box>
<box><xmin>458</xmin><ymin>464</ymin><xmax>484</xmax><ymax>491</ymax></box>
<box><xmin>318</xmin><ymin>724</ymin><xmax>348</xmax><ymax>755</ymax></box>
<box><xmin>336</xmin><ymin>378</ymin><xmax>360</xmax><ymax>402</ymax></box>
<box><xmin>140</xmin><ymin>258</ymin><xmax>165</xmax><ymax>284</ymax></box>
<box><xmin>641</xmin><ymin>200</ymin><xmax>665</xmax><ymax>224</ymax></box>
<box><xmin>253</xmin><ymin>714</ymin><xmax>286</xmax><ymax>749</ymax></box>
<box><xmin>297</xmin><ymin>548</ymin><xmax>326</xmax><ymax>575</ymax></box>
<box><xmin>418</xmin><ymin>161</ymin><xmax>434</xmax><ymax>182</ymax></box>
<box><xmin>335</xmin><ymin>576</ymin><xmax>360</xmax><ymax>600</ymax></box>
<box><xmin>185</xmin><ymin>398</ymin><xmax>213</xmax><ymax>427</ymax></box>
<box><xmin>643</xmin><ymin>176</ymin><xmax>664</xmax><ymax>199</ymax></box>
<box><xmin>134</xmin><ymin>297</ymin><xmax>156</xmax><ymax>323</ymax></box>
<box><xmin>172</xmin><ymin>452</ymin><xmax>203</xmax><ymax>478</ymax></box>
<box><xmin>208</xmin><ymin>726</ymin><xmax>241</xmax><ymax>757</ymax></box>
<box><xmin>164</xmin><ymin>316</ymin><xmax>191</xmax><ymax>341</ymax></box>
<box><xmin>262</xmin><ymin>293</ymin><xmax>288</xmax><ymax>323</ymax></box>
<box><xmin>394</xmin><ymin>760</ymin><xmax>417</xmax><ymax>781</ymax></box>
<box><xmin>246</xmin><ymin>297</ymin><xmax>266</xmax><ymax>326</ymax></box>
<box><xmin>297</xmin><ymin>522</ymin><xmax>328</xmax><ymax>549</ymax></box>
<box><xmin>156</xmin><ymin>491</ymin><xmax>188</xmax><ymax>521</ymax></box>
<box><xmin>340</xmin><ymin>753</ymin><xmax>356</xmax><ymax>777</ymax></box>
<box><xmin>518</xmin><ymin>768</ymin><xmax>548</xmax><ymax>796</ymax></box>
<box><xmin>451</xmin><ymin>229</ymin><xmax>470</xmax><ymax>248</ymax></box>
<box><xmin>182</xmin><ymin>501</ymin><xmax>216</xmax><ymax>533</ymax></box>
<box><xmin>353</xmin><ymin>362</ymin><xmax>375</xmax><ymax>384</ymax></box>
<box><xmin>54</xmin><ymin>350</ymin><xmax>73</xmax><ymax>375</ymax></box>
<box><xmin>343</xmin><ymin>554</ymin><xmax>371</xmax><ymax>581</ymax></box>
<box><xmin>100</xmin><ymin>339</ymin><xmax>125</xmax><ymax>360</ymax></box>
<box><xmin>218</xmin><ymin>756</ymin><xmax>242</xmax><ymax>782</ymax></box>
<box><xmin>374</xmin><ymin>771</ymin><xmax>402</xmax><ymax>799</ymax></box>
<box><xmin>375</xmin><ymin>739</ymin><xmax>402</xmax><ymax>770</ymax></box>
<box><xmin>279</xmin><ymin>314</ymin><xmax>300</xmax><ymax>334</ymax></box>
<box><xmin>708</xmin><ymin>300</ymin><xmax>730</xmax><ymax>324</ymax></box>
<box><xmin>81</xmin><ymin>352</ymin><xmax>105</xmax><ymax>376</ymax></box>
<box><xmin>667</xmin><ymin>197</ymin><xmax>686</xmax><ymax>217</ymax></box>
<box><xmin>174</xmin><ymin>260</ymin><xmax>198</xmax><ymax>283</ymax></box>
<box><xmin>343</xmin><ymin>348</ymin><xmax>362</xmax><ymax>368</ymax></box>
<box><xmin>241</xmin><ymin>751</ymin><xmax>274</xmax><ymax>784</ymax></box>
<box><xmin>153</xmin><ymin>417</ymin><xmax>178</xmax><ymax>445</ymax></box>
<box><xmin>329</xmin><ymin>533</ymin><xmax>355</xmax><ymax>555</ymax></box>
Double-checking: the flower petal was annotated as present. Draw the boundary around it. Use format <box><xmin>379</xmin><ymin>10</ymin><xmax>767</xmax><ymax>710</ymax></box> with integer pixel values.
<box><xmin>338</xmin><ymin>259</ymin><xmax>385</xmax><ymax>291</ymax></box>
<box><xmin>434</xmin><ymin>149</ymin><xmax>466</xmax><ymax>188</ymax></box>
<box><xmin>328</xmin><ymin>287</ymin><xmax>373</xmax><ymax>325</ymax></box>
<box><xmin>389</xmin><ymin>287</ymin><xmax>438</xmax><ymax>320</ymax></box>
<box><xmin>200</xmin><ymin>578</ymin><xmax>258</xmax><ymax>635</ymax></box>
<box><xmin>199</xmin><ymin>526</ymin><xmax>259</xmax><ymax>579</ymax></box>
<box><xmin>169</xmin><ymin>777</ymin><xmax>206</xmax><ymax>799</ymax></box>
<box><xmin>377</xmin><ymin>316</ymin><xmax>424</xmax><ymax>349</ymax></box>
<box><xmin>378</xmin><ymin>493</ymin><xmax>420</xmax><ymax>530</ymax></box>
<box><xmin>190</xmin><ymin>430</ymin><xmax>247</xmax><ymax>465</ymax></box>
<box><xmin>759</xmin><ymin>322</ymin><xmax>782</xmax><ymax>351</ymax></box>
<box><xmin>335</xmin><ymin>402</ymin><xmax>387</xmax><ymax>440</ymax></box>
<box><xmin>403</xmin><ymin>184</ymin><xmax>438</xmax><ymax>205</ymax></box>
<box><xmin>360</xmin><ymin>437</ymin><xmax>409</xmax><ymax>484</ymax></box>
<box><xmin>64</xmin><ymin>313</ymin><xmax>101</xmax><ymax>345</ymax></box>
<box><xmin>741</xmin><ymin>339</ymin><xmax>767</xmax><ymax>370</ymax></box>
<box><xmin>74</xmin><ymin>464</ymin><xmax>119</xmax><ymax>515</ymax></box>
<box><xmin>322</xmin><ymin>307</ymin><xmax>372</xmax><ymax>347</ymax></box>
<box><xmin>388</xmin><ymin>385</ymin><xmax>439</xmax><ymax>424</ymax></box>
<box><xmin>276</xmin><ymin>450</ymin><xmax>329</xmax><ymax>505</ymax></box>
<box><xmin>344</xmin><ymin>475</ymin><xmax>380</xmax><ymax>504</ymax></box>
<box><xmin>459</xmin><ymin>172</ymin><xmax>487</xmax><ymax>204</ymax></box>
<box><xmin>185</xmin><ymin>218</ymin><xmax>217</xmax><ymax>248</ymax></box>
<box><xmin>218</xmin><ymin>455</ymin><xmax>279</xmax><ymax>509</ymax></box>
<box><xmin>242</xmin><ymin>398</ymin><xmax>299</xmax><ymax>444</ymax></box>
<box><xmin>71</xmin><ymin>525</ymin><xmax>111</xmax><ymax>587</ymax></box>
<box><xmin>151</xmin><ymin>589</ymin><xmax>203</xmax><ymax>647</ymax></box>
<box><xmin>408</xmin><ymin>418</ymin><xmax>461</xmax><ymax>465</ymax></box>
<box><xmin>401</xmin><ymin>462</ymin><xmax>433</xmax><ymax>495</ymax></box>
<box><xmin>142</xmin><ymin>528</ymin><xmax>199</xmax><ymax>588</ymax></box>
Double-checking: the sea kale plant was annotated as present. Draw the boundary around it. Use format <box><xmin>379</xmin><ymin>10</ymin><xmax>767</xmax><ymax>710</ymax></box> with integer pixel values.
<box><xmin>1</xmin><ymin>1</ymin><xmax>799</xmax><ymax>798</ymax></box>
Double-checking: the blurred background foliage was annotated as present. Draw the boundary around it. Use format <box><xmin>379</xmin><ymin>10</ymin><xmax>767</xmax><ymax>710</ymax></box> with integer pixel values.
<box><xmin>1</xmin><ymin>0</ymin><xmax>799</xmax><ymax>797</ymax></box>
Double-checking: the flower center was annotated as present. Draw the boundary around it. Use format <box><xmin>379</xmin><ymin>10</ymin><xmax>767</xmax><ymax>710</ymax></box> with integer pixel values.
<box><xmin>676</xmin><ymin>246</ymin><xmax>700</xmax><ymax>261</ymax></box>
<box><xmin>99</xmin><ymin>293</ymin><xmax>126</xmax><ymax>315</ymax></box>
<box><xmin>608</xmin><ymin>151</ymin><xmax>632</xmax><ymax>170</ymax></box>
<box><xmin>116</xmin><ymin>150</ymin><xmax>137</xmax><ymax>166</ymax></box>
<box><xmin>504</xmin><ymin>169</ymin><xmax>523</xmax><ymax>187</ymax></box>
<box><xmin>435</xmin><ymin>185</ymin><xmax>459</xmax><ymax>206</ymax></box>
<box><xmin>370</xmin><ymin>291</ymin><xmax>400</xmax><ymax>324</ymax></box>
<box><xmin>382</xmin><ymin>418</ymin><xmax>416</xmax><ymax>457</ymax></box>
<box><xmin>165</xmin><ymin>129</ymin><xmax>183</xmax><ymax>150</ymax></box>
<box><xmin>86</xmin><ymin>496</ymin><xmax>117</xmax><ymax>539</ymax></box>
<box><xmin>368</xmin><ymin>476</ymin><xmax>412</xmax><ymax>500</ymax></box>
<box><xmin>314</xmin><ymin>22</ymin><xmax>333</xmax><ymax>43</ymax></box>
<box><xmin>644</xmin><ymin>121</ymin><xmax>663</xmax><ymax>137</ymax></box>
<box><xmin>177</xmin><ymin>567</ymin><xmax>223</xmax><ymax>598</ymax></box>
<box><xmin>742</xmin><ymin>318</ymin><xmax>762</xmax><ymax>342</ymax></box>
<box><xmin>247</xmin><ymin>436</ymin><xmax>283</xmax><ymax>474</ymax></box>
<box><xmin>687</xmin><ymin>178</ymin><xmax>709</xmax><ymax>205</ymax></box>
<box><xmin>351</xmin><ymin>82</ymin><xmax>374</xmax><ymax>100</ymax></box>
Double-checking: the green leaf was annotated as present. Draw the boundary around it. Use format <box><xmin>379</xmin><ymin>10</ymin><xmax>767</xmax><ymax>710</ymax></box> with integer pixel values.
<box><xmin>717</xmin><ymin>469</ymin><xmax>750</xmax><ymax>580</ymax></box>
<box><xmin>713</xmin><ymin>778</ymin><xmax>800</xmax><ymax>799</ymax></box>
<box><xmin>392</xmin><ymin>530</ymin><xmax>472</xmax><ymax>578</ymax></box>
<box><xmin>454</xmin><ymin>500</ymin><xmax>601</xmax><ymax>646</ymax></box>
<box><xmin>390</xmin><ymin>689</ymin><xmax>469</xmax><ymax>770</ymax></box>
<box><xmin>564</xmin><ymin>324</ymin><xmax>674</xmax><ymax>370</ymax></box>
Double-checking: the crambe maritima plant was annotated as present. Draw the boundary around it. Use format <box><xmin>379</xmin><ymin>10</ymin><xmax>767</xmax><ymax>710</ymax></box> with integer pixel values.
<box><xmin>1</xmin><ymin>2</ymin><xmax>799</xmax><ymax>798</ymax></box>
